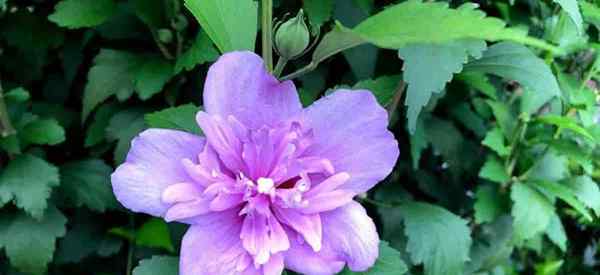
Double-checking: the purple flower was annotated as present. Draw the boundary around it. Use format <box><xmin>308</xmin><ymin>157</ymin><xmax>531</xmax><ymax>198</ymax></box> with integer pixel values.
<box><xmin>111</xmin><ymin>51</ymin><xmax>399</xmax><ymax>275</ymax></box>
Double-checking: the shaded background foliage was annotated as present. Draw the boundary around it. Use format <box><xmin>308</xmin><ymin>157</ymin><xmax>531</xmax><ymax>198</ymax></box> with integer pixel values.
<box><xmin>1</xmin><ymin>0</ymin><xmax>600</xmax><ymax>274</ymax></box>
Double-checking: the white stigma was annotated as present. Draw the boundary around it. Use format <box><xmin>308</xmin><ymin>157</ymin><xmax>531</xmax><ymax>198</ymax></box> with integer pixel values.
<box><xmin>256</xmin><ymin>177</ymin><xmax>275</xmax><ymax>194</ymax></box>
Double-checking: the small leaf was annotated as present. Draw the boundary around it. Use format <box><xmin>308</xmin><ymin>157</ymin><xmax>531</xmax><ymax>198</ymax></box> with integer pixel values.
<box><xmin>545</xmin><ymin>214</ymin><xmax>567</xmax><ymax>252</ymax></box>
<box><xmin>85</xmin><ymin>103</ymin><xmax>119</xmax><ymax>147</ymax></box>
<box><xmin>479</xmin><ymin>156</ymin><xmax>510</xmax><ymax>184</ymax></box>
<box><xmin>20</xmin><ymin>118</ymin><xmax>66</xmax><ymax>146</ymax></box>
<box><xmin>106</xmin><ymin>109</ymin><xmax>147</xmax><ymax>164</ymax></box>
<box><xmin>48</xmin><ymin>0</ymin><xmax>117</xmax><ymax>29</ymax></box>
<box><xmin>401</xmin><ymin>202</ymin><xmax>472</xmax><ymax>275</ymax></box>
<box><xmin>145</xmin><ymin>104</ymin><xmax>202</xmax><ymax>135</ymax></box>
<box><xmin>0</xmin><ymin>154</ymin><xmax>60</xmax><ymax>219</ymax></box>
<box><xmin>456</xmin><ymin>73</ymin><xmax>497</xmax><ymax>99</ymax></box>
<box><xmin>570</xmin><ymin>175</ymin><xmax>600</xmax><ymax>216</ymax></box>
<box><xmin>352</xmin><ymin>75</ymin><xmax>402</xmax><ymax>106</ymax></box>
<box><xmin>464</xmin><ymin>42</ymin><xmax>561</xmax><ymax>114</ymax></box>
<box><xmin>175</xmin><ymin>32</ymin><xmax>219</xmax><ymax>74</ymax></box>
<box><xmin>0</xmin><ymin>206</ymin><xmax>67</xmax><ymax>274</ymax></box>
<box><xmin>136</xmin><ymin>219</ymin><xmax>175</xmax><ymax>252</ymax></box>
<box><xmin>528</xmin><ymin>150</ymin><xmax>569</xmax><ymax>182</ymax></box>
<box><xmin>58</xmin><ymin>159</ymin><xmax>119</xmax><ymax>212</ymax></box>
<box><xmin>553</xmin><ymin>0</ymin><xmax>583</xmax><ymax>34</ymax></box>
<box><xmin>535</xmin><ymin>180</ymin><xmax>593</xmax><ymax>221</ymax></box>
<box><xmin>184</xmin><ymin>0</ymin><xmax>258</xmax><ymax>53</ymax></box>
<box><xmin>132</xmin><ymin>256</ymin><xmax>179</xmax><ymax>275</ymax></box>
<box><xmin>474</xmin><ymin>184</ymin><xmax>505</xmax><ymax>224</ymax></box>
<box><xmin>537</xmin><ymin>114</ymin><xmax>594</xmax><ymax>141</ymax></box>
<box><xmin>303</xmin><ymin>0</ymin><xmax>334</xmax><ymax>28</ymax></box>
<box><xmin>399</xmin><ymin>39</ymin><xmax>486</xmax><ymax>133</ymax></box>
<box><xmin>133</xmin><ymin>58</ymin><xmax>174</xmax><ymax>100</ymax></box>
<box><xmin>511</xmin><ymin>183</ymin><xmax>554</xmax><ymax>242</ymax></box>
<box><xmin>482</xmin><ymin>127</ymin><xmax>510</xmax><ymax>157</ymax></box>
<box><xmin>338</xmin><ymin>241</ymin><xmax>408</xmax><ymax>275</ymax></box>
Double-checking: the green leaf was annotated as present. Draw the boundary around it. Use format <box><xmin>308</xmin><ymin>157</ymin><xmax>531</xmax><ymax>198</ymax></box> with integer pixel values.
<box><xmin>145</xmin><ymin>104</ymin><xmax>202</xmax><ymax>135</ymax></box>
<box><xmin>464</xmin><ymin>42</ymin><xmax>561</xmax><ymax>114</ymax></box>
<box><xmin>106</xmin><ymin>109</ymin><xmax>147</xmax><ymax>164</ymax></box>
<box><xmin>48</xmin><ymin>0</ymin><xmax>117</xmax><ymax>29</ymax></box>
<box><xmin>82</xmin><ymin>50</ymin><xmax>140</xmax><ymax>121</ymax></box>
<box><xmin>20</xmin><ymin>118</ymin><xmax>65</xmax><ymax>146</ymax></box>
<box><xmin>545</xmin><ymin>214</ymin><xmax>567</xmax><ymax>252</ymax></box>
<box><xmin>303</xmin><ymin>0</ymin><xmax>334</xmax><ymax>28</ymax></box>
<box><xmin>136</xmin><ymin>218</ymin><xmax>175</xmax><ymax>252</ymax></box>
<box><xmin>339</xmin><ymin>241</ymin><xmax>408</xmax><ymax>275</ymax></box>
<box><xmin>510</xmin><ymin>183</ymin><xmax>554</xmax><ymax>242</ymax></box>
<box><xmin>401</xmin><ymin>202</ymin><xmax>472</xmax><ymax>275</ymax></box>
<box><xmin>58</xmin><ymin>159</ymin><xmax>118</xmax><ymax>212</ymax></box>
<box><xmin>83</xmin><ymin>50</ymin><xmax>171</xmax><ymax>120</ymax></box>
<box><xmin>535</xmin><ymin>260</ymin><xmax>563</xmax><ymax>275</ymax></box>
<box><xmin>570</xmin><ymin>175</ymin><xmax>600</xmax><ymax>216</ymax></box>
<box><xmin>184</xmin><ymin>0</ymin><xmax>258</xmax><ymax>53</ymax></box>
<box><xmin>0</xmin><ymin>206</ymin><xmax>67</xmax><ymax>274</ymax></box>
<box><xmin>479</xmin><ymin>156</ymin><xmax>510</xmax><ymax>184</ymax></box>
<box><xmin>581</xmin><ymin>1</ymin><xmax>600</xmax><ymax>31</ymax></box>
<box><xmin>132</xmin><ymin>256</ymin><xmax>179</xmax><ymax>275</ymax></box>
<box><xmin>4</xmin><ymin>87</ymin><xmax>31</xmax><ymax>102</ymax></box>
<box><xmin>410</xmin><ymin>115</ymin><xmax>428</xmax><ymax>169</ymax></box>
<box><xmin>474</xmin><ymin>184</ymin><xmax>505</xmax><ymax>224</ymax></box>
<box><xmin>399</xmin><ymin>39</ymin><xmax>486</xmax><ymax>133</ymax></box>
<box><xmin>535</xmin><ymin>180</ymin><xmax>593</xmax><ymax>221</ymax></box>
<box><xmin>85</xmin><ymin>103</ymin><xmax>119</xmax><ymax>147</ymax></box>
<box><xmin>175</xmin><ymin>31</ymin><xmax>219</xmax><ymax>74</ymax></box>
<box><xmin>536</xmin><ymin>115</ymin><xmax>594</xmax><ymax>141</ymax></box>
<box><xmin>55</xmin><ymin>214</ymin><xmax>122</xmax><ymax>263</ymax></box>
<box><xmin>352</xmin><ymin>75</ymin><xmax>402</xmax><ymax>106</ymax></box>
<box><xmin>134</xmin><ymin>58</ymin><xmax>174</xmax><ymax>100</ymax></box>
<box><xmin>466</xmin><ymin>216</ymin><xmax>514</xmax><ymax>273</ymax></box>
<box><xmin>0</xmin><ymin>154</ymin><xmax>60</xmax><ymax>219</ymax></box>
<box><xmin>553</xmin><ymin>0</ymin><xmax>583</xmax><ymax>34</ymax></box>
<box><xmin>456</xmin><ymin>72</ymin><xmax>497</xmax><ymax>99</ymax></box>
<box><xmin>486</xmin><ymin>100</ymin><xmax>516</xmax><ymax>138</ymax></box>
<box><xmin>132</xmin><ymin>0</ymin><xmax>167</xmax><ymax>28</ymax></box>
<box><xmin>449</xmin><ymin>103</ymin><xmax>487</xmax><ymax>137</ymax></box>
<box><xmin>350</xmin><ymin>1</ymin><xmax>555</xmax><ymax>52</ymax></box>
<box><xmin>528</xmin><ymin>150</ymin><xmax>569</xmax><ymax>182</ymax></box>
<box><xmin>482</xmin><ymin>127</ymin><xmax>510</xmax><ymax>157</ymax></box>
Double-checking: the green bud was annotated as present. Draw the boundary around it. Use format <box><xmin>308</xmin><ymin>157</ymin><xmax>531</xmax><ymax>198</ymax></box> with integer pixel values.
<box><xmin>172</xmin><ymin>15</ymin><xmax>188</xmax><ymax>31</ymax></box>
<box><xmin>275</xmin><ymin>10</ymin><xmax>310</xmax><ymax>59</ymax></box>
<box><xmin>157</xmin><ymin>29</ymin><xmax>173</xmax><ymax>44</ymax></box>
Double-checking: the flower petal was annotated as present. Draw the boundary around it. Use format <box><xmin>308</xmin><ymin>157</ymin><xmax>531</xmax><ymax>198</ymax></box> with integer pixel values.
<box><xmin>303</xmin><ymin>90</ymin><xmax>399</xmax><ymax>194</ymax></box>
<box><xmin>321</xmin><ymin>201</ymin><xmax>379</xmax><ymax>271</ymax></box>
<box><xmin>111</xmin><ymin>129</ymin><xmax>205</xmax><ymax>217</ymax></box>
<box><xmin>203</xmin><ymin>51</ymin><xmax>302</xmax><ymax>129</ymax></box>
<box><xmin>180</xmin><ymin>209</ymin><xmax>250</xmax><ymax>275</ymax></box>
<box><xmin>283</xmin><ymin>230</ymin><xmax>345</xmax><ymax>275</ymax></box>
<box><xmin>273</xmin><ymin>207</ymin><xmax>322</xmax><ymax>252</ymax></box>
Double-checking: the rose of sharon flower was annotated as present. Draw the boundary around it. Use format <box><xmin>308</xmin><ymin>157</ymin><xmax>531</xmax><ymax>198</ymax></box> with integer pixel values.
<box><xmin>111</xmin><ymin>51</ymin><xmax>399</xmax><ymax>275</ymax></box>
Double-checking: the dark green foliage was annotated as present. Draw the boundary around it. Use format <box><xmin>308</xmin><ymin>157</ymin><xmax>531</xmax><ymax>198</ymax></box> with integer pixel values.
<box><xmin>1</xmin><ymin>0</ymin><xmax>600</xmax><ymax>275</ymax></box>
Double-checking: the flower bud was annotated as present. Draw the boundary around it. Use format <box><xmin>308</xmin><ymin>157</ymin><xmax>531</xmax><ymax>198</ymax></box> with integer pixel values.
<box><xmin>275</xmin><ymin>10</ymin><xmax>310</xmax><ymax>59</ymax></box>
<box><xmin>158</xmin><ymin>29</ymin><xmax>173</xmax><ymax>44</ymax></box>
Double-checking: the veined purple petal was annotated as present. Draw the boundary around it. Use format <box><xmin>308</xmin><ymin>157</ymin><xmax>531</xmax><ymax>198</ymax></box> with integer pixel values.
<box><xmin>203</xmin><ymin>51</ymin><xmax>302</xmax><ymax>129</ymax></box>
<box><xmin>273</xmin><ymin>207</ymin><xmax>322</xmax><ymax>252</ymax></box>
<box><xmin>111</xmin><ymin>129</ymin><xmax>205</xmax><ymax>217</ymax></box>
<box><xmin>300</xmin><ymin>190</ymin><xmax>355</xmax><ymax>214</ymax></box>
<box><xmin>321</xmin><ymin>201</ymin><xmax>379</xmax><ymax>271</ymax></box>
<box><xmin>283</xmin><ymin>230</ymin><xmax>345</xmax><ymax>275</ymax></box>
<box><xmin>180</xmin><ymin>209</ymin><xmax>250</xmax><ymax>275</ymax></box>
<box><xmin>303</xmin><ymin>90</ymin><xmax>399</xmax><ymax>194</ymax></box>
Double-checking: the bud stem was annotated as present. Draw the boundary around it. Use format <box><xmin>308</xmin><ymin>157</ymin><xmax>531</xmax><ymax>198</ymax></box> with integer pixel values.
<box><xmin>273</xmin><ymin>57</ymin><xmax>288</xmax><ymax>78</ymax></box>
<box><xmin>261</xmin><ymin>0</ymin><xmax>273</xmax><ymax>71</ymax></box>
<box><xmin>0</xmin><ymin>79</ymin><xmax>15</xmax><ymax>138</ymax></box>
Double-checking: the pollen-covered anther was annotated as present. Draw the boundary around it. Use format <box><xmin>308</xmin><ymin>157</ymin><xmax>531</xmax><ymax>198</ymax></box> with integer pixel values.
<box><xmin>257</xmin><ymin>177</ymin><xmax>275</xmax><ymax>196</ymax></box>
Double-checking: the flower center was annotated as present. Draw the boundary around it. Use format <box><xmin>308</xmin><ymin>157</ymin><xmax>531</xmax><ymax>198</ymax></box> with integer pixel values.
<box><xmin>256</xmin><ymin>177</ymin><xmax>275</xmax><ymax>194</ymax></box>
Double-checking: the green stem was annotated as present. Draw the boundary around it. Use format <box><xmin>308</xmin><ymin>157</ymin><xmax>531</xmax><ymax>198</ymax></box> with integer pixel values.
<box><xmin>273</xmin><ymin>57</ymin><xmax>288</xmax><ymax>77</ymax></box>
<box><xmin>0</xmin><ymin>80</ymin><xmax>15</xmax><ymax>138</ymax></box>
<box><xmin>125</xmin><ymin>215</ymin><xmax>135</xmax><ymax>275</ymax></box>
<box><xmin>261</xmin><ymin>0</ymin><xmax>273</xmax><ymax>71</ymax></box>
